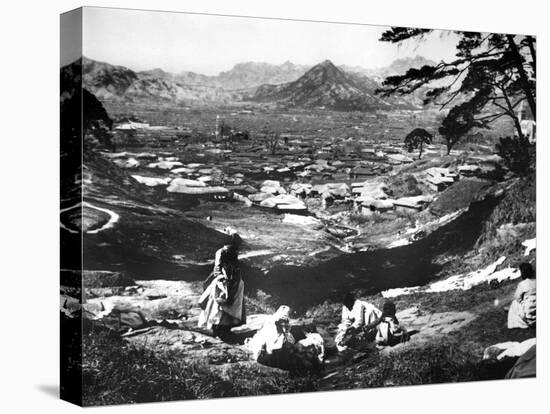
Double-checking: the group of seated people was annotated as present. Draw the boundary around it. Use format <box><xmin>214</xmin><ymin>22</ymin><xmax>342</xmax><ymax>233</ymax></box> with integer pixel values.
<box><xmin>242</xmin><ymin>294</ymin><xmax>408</xmax><ymax>372</ymax></box>
<box><xmin>198</xmin><ymin>232</ymin><xmax>535</xmax><ymax>373</ymax></box>
<box><xmin>335</xmin><ymin>293</ymin><xmax>408</xmax><ymax>352</ymax></box>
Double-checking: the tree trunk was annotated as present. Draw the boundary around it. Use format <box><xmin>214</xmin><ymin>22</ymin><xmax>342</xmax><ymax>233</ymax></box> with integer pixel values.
<box><xmin>418</xmin><ymin>143</ymin><xmax>423</xmax><ymax>159</ymax></box>
<box><xmin>526</xmin><ymin>36</ymin><xmax>536</xmax><ymax>77</ymax></box>
<box><xmin>507</xmin><ymin>35</ymin><xmax>536</xmax><ymax>121</ymax></box>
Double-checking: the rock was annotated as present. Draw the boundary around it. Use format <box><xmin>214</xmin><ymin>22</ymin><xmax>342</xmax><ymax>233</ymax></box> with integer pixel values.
<box><xmin>83</xmin><ymin>279</ymin><xmax>202</xmax><ymax>324</ymax></box>
<box><xmin>124</xmin><ymin>326</ymin><xmax>252</xmax><ymax>364</ymax></box>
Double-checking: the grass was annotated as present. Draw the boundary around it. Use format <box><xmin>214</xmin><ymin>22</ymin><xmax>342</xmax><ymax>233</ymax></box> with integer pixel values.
<box><xmin>81</xmin><ymin>326</ymin><xmax>314</xmax><ymax>406</ymax></box>
<box><xmin>315</xmin><ymin>277</ymin><xmax>535</xmax><ymax>391</ymax></box>
<box><xmin>322</xmin><ymin>342</ymin><xmax>518</xmax><ymax>390</ymax></box>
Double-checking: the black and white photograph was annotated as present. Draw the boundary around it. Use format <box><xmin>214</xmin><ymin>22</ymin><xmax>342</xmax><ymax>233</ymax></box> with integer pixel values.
<box><xmin>58</xmin><ymin>5</ymin><xmax>537</xmax><ymax>407</ymax></box>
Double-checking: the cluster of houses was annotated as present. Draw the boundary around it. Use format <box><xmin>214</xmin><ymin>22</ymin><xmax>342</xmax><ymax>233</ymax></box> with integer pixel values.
<box><xmin>103</xmin><ymin>122</ymin><xmax>505</xmax><ymax>220</ymax></box>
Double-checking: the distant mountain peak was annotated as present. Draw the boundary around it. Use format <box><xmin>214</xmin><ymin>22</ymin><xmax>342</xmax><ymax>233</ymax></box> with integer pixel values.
<box><xmin>318</xmin><ymin>59</ymin><xmax>336</xmax><ymax>67</ymax></box>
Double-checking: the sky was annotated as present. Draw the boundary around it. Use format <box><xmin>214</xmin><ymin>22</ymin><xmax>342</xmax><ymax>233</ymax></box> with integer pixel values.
<box><xmin>81</xmin><ymin>7</ymin><xmax>460</xmax><ymax>75</ymax></box>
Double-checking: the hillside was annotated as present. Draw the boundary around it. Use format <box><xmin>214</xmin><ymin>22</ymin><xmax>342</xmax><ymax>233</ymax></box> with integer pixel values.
<box><xmin>250</xmin><ymin>60</ymin><xmax>415</xmax><ymax>111</ymax></box>
<box><xmin>80</xmin><ymin>57</ymin><xmax>235</xmax><ymax>104</ymax></box>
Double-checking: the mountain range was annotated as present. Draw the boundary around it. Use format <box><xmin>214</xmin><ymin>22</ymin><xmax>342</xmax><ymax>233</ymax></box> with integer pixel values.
<box><xmin>72</xmin><ymin>55</ymin><xmax>435</xmax><ymax>110</ymax></box>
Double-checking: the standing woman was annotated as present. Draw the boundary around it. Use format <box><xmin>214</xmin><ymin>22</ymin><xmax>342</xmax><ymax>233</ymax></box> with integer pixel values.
<box><xmin>198</xmin><ymin>231</ymin><xmax>246</xmax><ymax>340</ymax></box>
<box><xmin>507</xmin><ymin>262</ymin><xmax>536</xmax><ymax>329</ymax></box>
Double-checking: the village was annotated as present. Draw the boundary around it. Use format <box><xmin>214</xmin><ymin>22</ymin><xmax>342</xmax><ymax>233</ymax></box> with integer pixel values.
<box><xmin>99</xmin><ymin>103</ymin><xmax>511</xmax><ymax>260</ymax></box>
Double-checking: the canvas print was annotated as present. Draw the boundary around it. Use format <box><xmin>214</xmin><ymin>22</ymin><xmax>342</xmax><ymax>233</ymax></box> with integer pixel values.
<box><xmin>60</xmin><ymin>7</ymin><xmax>536</xmax><ymax>406</ymax></box>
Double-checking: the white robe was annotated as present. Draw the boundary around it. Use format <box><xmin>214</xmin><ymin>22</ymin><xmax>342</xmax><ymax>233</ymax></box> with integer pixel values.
<box><xmin>198</xmin><ymin>276</ymin><xmax>244</xmax><ymax>329</ymax></box>
<box><xmin>335</xmin><ymin>300</ymin><xmax>381</xmax><ymax>351</ymax></box>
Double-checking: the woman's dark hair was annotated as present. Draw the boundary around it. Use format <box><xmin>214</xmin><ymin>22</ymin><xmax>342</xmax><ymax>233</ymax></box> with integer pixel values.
<box><xmin>519</xmin><ymin>262</ymin><xmax>535</xmax><ymax>279</ymax></box>
<box><xmin>342</xmin><ymin>292</ymin><xmax>356</xmax><ymax>310</ymax></box>
<box><xmin>382</xmin><ymin>300</ymin><xmax>397</xmax><ymax>317</ymax></box>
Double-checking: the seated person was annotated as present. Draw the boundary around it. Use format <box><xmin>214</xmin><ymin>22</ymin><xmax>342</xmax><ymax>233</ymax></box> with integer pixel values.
<box><xmin>246</xmin><ymin>306</ymin><xmax>325</xmax><ymax>372</ymax></box>
<box><xmin>375</xmin><ymin>300</ymin><xmax>408</xmax><ymax>346</ymax></box>
<box><xmin>335</xmin><ymin>293</ymin><xmax>382</xmax><ymax>352</ymax></box>
<box><xmin>507</xmin><ymin>262</ymin><xmax>536</xmax><ymax>329</ymax></box>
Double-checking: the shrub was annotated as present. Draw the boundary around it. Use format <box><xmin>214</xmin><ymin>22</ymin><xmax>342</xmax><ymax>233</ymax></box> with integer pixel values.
<box><xmin>496</xmin><ymin>136</ymin><xmax>535</xmax><ymax>176</ymax></box>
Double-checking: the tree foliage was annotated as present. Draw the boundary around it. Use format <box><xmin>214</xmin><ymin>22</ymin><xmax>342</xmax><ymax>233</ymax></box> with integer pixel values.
<box><xmin>261</xmin><ymin>125</ymin><xmax>280</xmax><ymax>155</ymax></box>
<box><xmin>496</xmin><ymin>135</ymin><xmax>534</xmax><ymax>176</ymax></box>
<box><xmin>404</xmin><ymin>128</ymin><xmax>433</xmax><ymax>159</ymax></box>
<box><xmin>376</xmin><ymin>29</ymin><xmax>536</xmax><ymax>153</ymax></box>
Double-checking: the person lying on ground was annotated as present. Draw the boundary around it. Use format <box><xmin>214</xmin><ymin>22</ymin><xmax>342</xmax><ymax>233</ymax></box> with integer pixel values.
<box><xmin>375</xmin><ymin>300</ymin><xmax>409</xmax><ymax>347</ymax></box>
<box><xmin>198</xmin><ymin>231</ymin><xmax>246</xmax><ymax>340</ymax></box>
<box><xmin>246</xmin><ymin>305</ymin><xmax>325</xmax><ymax>373</ymax></box>
<box><xmin>507</xmin><ymin>262</ymin><xmax>536</xmax><ymax>329</ymax></box>
<box><xmin>335</xmin><ymin>293</ymin><xmax>382</xmax><ymax>352</ymax></box>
